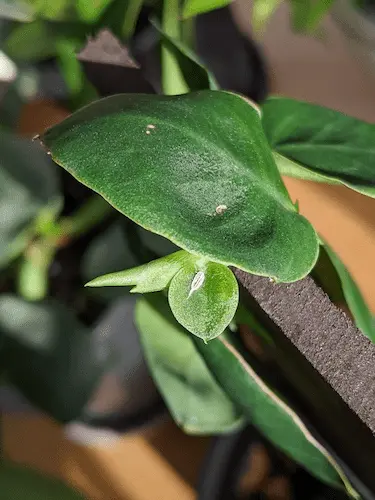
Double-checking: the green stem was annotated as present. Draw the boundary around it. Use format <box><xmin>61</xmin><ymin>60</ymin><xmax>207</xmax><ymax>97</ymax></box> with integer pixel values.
<box><xmin>59</xmin><ymin>196</ymin><xmax>113</xmax><ymax>239</ymax></box>
<box><xmin>161</xmin><ymin>0</ymin><xmax>190</xmax><ymax>95</ymax></box>
<box><xmin>17</xmin><ymin>196</ymin><xmax>113</xmax><ymax>301</ymax></box>
<box><xmin>122</xmin><ymin>0</ymin><xmax>144</xmax><ymax>40</ymax></box>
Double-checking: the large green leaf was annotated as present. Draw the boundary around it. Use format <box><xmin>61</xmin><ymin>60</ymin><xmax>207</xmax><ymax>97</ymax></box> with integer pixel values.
<box><xmin>182</xmin><ymin>0</ymin><xmax>232</xmax><ymax>19</ymax></box>
<box><xmin>0</xmin><ymin>295</ymin><xmax>105</xmax><ymax>422</ymax></box>
<box><xmin>194</xmin><ymin>335</ymin><xmax>357</xmax><ymax>496</ymax></box>
<box><xmin>168</xmin><ymin>260</ymin><xmax>238</xmax><ymax>341</ymax></box>
<box><xmin>40</xmin><ymin>91</ymin><xmax>319</xmax><ymax>282</ymax></box>
<box><xmin>0</xmin><ymin>461</ymin><xmax>85</xmax><ymax>500</ymax></box>
<box><xmin>0</xmin><ymin>131</ymin><xmax>61</xmax><ymax>268</ymax></box>
<box><xmin>135</xmin><ymin>294</ymin><xmax>244</xmax><ymax>433</ymax></box>
<box><xmin>315</xmin><ymin>241</ymin><xmax>375</xmax><ymax>343</ymax></box>
<box><xmin>262</xmin><ymin>96</ymin><xmax>375</xmax><ymax>198</ymax></box>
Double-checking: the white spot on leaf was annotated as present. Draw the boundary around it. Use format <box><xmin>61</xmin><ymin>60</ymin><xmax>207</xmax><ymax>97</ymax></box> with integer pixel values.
<box><xmin>188</xmin><ymin>271</ymin><xmax>205</xmax><ymax>298</ymax></box>
<box><xmin>215</xmin><ymin>204</ymin><xmax>227</xmax><ymax>215</ymax></box>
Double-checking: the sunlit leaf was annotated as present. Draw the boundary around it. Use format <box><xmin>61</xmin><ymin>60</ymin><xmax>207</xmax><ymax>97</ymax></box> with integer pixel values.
<box><xmin>86</xmin><ymin>250</ymin><xmax>192</xmax><ymax>293</ymax></box>
<box><xmin>168</xmin><ymin>260</ymin><xmax>239</xmax><ymax>341</ymax></box>
<box><xmin>41</xmin><ymin>91</ymin><xmax>319</xmax><ymax>282</ymax></box>
<box><xmin>262</xmin><ymin>96</ymin><xmax>375</xmax><ymax>198</ymax></box>
<box><xmin>194</xmin><ymin>335</ymin><xmax>358</xmax><ymax>496</ymax></box>
<box><xmin>135</xmin><ymin>294</ymin><xmax>244</xmax><ymax>433</ymax></box>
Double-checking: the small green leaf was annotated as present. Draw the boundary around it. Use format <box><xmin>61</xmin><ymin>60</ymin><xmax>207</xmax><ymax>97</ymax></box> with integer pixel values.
<box><xmin>319</xmin><ymin>241</ymin><xmax>375</xmax><ymax>343</ymax></box>
<box><xmin>0</xmin><ymin>295</ymin><xmax>105</xmax><ymax>422</ymax></box>
<box><xmin>152</xmin><ymin>18</ymin><xmax>219</xmax><ymax>91</ymax></box>
<box><xmin>0</xmin><ymin>131</ymin><xmax>60</xmax><ymax>268</ymax></box>
<box><xmin>168</xmin><ymin>260</ymin><xmax>239</xmax><ymax>341</ymax></box>
<box><xmin>86</xmin><ymin>250</ymin><xmax>192</xmax><ymax>293</ymax></box>
<box><xmin>41</xmin><ymin>91</ymin><xmax>319</xmax><ymax>282</ymax></box>
<box><xmin>194</xmin><ymin>335</ymin><xmax>358</xmax><ymax>496</ymax></box>
<box><xmin>135</xmin><ymin>294</ymin><xmax>244</xmax><ymax>433</ymax></box>
<box><xmin>182</xmin><ymin>0</ymin><xmax>231</xmax><ymax>19</ymax></box>
<box><xmin>0</xmin><ymin>461</ymin><xmax>85</xmax><ymax>500</ymax></box>
<box><xmin>262</xmin><ymin>96</ymin><xmax>375</xmax><ymax>198</ymax></box>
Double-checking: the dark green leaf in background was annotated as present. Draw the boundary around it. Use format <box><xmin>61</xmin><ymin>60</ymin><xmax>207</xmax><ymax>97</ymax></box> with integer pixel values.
<box><xmin>0</xmin><ymin>295</ymin><xmax>106</xmax><ymax>422</ymax></box>
<box><xmin>262</xmin><ymin>97</ymin><xmax>375</xmax><ymax>198</ymax></box>
<box><xmin>135</xmin><ymin>294</ymin><xmax>244</xmax><ymax>433</ymax></box>
<box><xmin>314</xmin><ymin>241</ymin><xmax>375</xmax><ymax>343</ymax></box>
<box><xmin>41</xmin><ymin>91</ymin><xmax>319</xmax><ymax>282</ymax></box>
<box><xmin>0</xmin><ymin>461</ymin><xmax>85</xmax><ymax>500</ymax></box>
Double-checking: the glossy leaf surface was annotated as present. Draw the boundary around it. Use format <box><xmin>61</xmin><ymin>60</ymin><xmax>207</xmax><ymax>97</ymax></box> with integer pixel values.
<box><xmin>0</xmin><ymin>461</ymin><xmax>85</xmax><ymax>500</ymax></box>
<box><xmin>262</xmin><ymin>97</ymin><xmax>375</xmax><ymax>198</ymax></box>
<box><xmin>135</xmin><ymin>294</ymin><xmax>244</xmax><ymax>433</ymax></box>
<box><xmin>0</xmin><ymin>295</ymin><xmax>105</xmax><ymax>422</ymax></box>
<box><xmin>41</xmin><ymin>91</ymin><xmax>318</xmax><ymax>282</ymax></box>
<box><xmin>168</xmin><ymin>260</ymin><xmax>239</xmax><ymax>341</ymax></box>
<box><xmin>194</xmin><ymin>335</ymin><xmax>357</xmax><ymax>496</ymax></box>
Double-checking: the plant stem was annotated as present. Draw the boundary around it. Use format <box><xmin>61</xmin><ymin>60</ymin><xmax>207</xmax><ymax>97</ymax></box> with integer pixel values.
<box><xmin>17</xmin><ymin>196</ymin><xmax>113</xmax><ymax>301</ymax></box>
<box><xmin>58</xmin><ymin>195</ymin><xmax>113</xmax><ymax>240</ymax></box>
<box><xmin>161</xmin><ymin>0</ymin><xmax>190</xmax><ymax>95</ymax></box>
<box><xmin>122</xmin><ymin>0</ymin><xmax>145</xmax><ymax>40</ymax></box>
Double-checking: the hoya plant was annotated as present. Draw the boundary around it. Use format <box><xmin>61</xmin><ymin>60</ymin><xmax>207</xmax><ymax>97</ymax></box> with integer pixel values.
<box><xmin>1</xmin><ymin>0</ymin><xmax>375</xmax><ymax>498</ymax></box>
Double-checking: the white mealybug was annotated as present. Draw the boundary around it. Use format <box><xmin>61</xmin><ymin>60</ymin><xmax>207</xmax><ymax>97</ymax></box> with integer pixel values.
<box><xmin>188</xmin><ymin>271</ymin><xmax>205</xmax><ymax>298</ymax></box>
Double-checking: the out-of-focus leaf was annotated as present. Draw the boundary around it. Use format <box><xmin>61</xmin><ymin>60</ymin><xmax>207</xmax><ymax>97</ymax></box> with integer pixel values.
<box><xmin>5</xmin><ymin>20</ymin><xmax>57</xmax><ymax>61</ymax></box>
<box><xmin>135</xmin><ymin>293</ymin><xmax>244</xmax><ymax>433</ymax></box>
<box><xmin>316</xmin><ymin>241</ymin><xmax>375</xmax><ymax>343</ymax></box>
<box><xmin>289</xmin><ymin>0</ymin><xmax>334</xmax><ymax>33</ymax></box>
<box><xmin>252</xmin><ymin>0</ymin><xmax>282</xmax><ymax>33</ymax></box>
<box><xmin>152</xmin><ymin>18</ymin><xmax>219</xmax><ymax>91</ymax></box>
<box><xmin>0</xmin><ymin>461</ymin><xmax>85</xmax><ymax>499</ymax></box>
<box><xmin>182</xmin><ymin>0</ymin><xmax>231</xmax><ymax>19</ymax></box>
<box><xmin>262</xmin><ymin>97</ymin><xmax>375</xmax><ymax>198</ymax></box>
<box><xmin>194</xmin><ymin>335</ymin><xmax>358</xmax><ymax>496</ymax></box>
<box><xmin>76</xmin><ymin>0</ymin><xmax>112</xmax><ymax>23</ymax></box>
<box><xmin>98</xmin><ymin>0</ymin><xmax>143</xmax><ymax>40</ymax></box>
<box><xmin>24</xmin><ymin>0</ymin><xmax>77</xmax><ymax>21</ymax></box>
<box><xmin>0</xmin><ymin>295</ymin><xmax>105</xmax><ymax>422</ymax></box>
<box><xmin>0</xmin><ymin>132</ymin><xmax>61</xmax><ymax>268</ymax></box>
<box><xmin>41</xmin><ymin>91</ymin><xmax>319</xmax><ymax>283</ymax></box>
